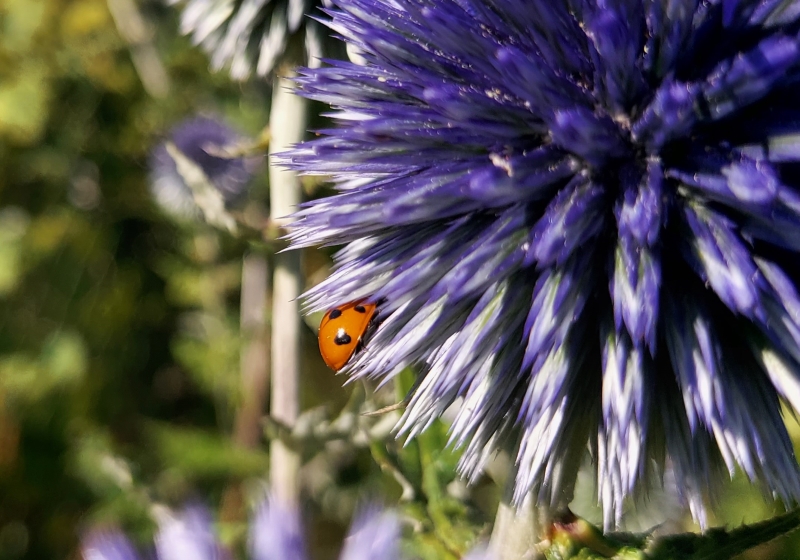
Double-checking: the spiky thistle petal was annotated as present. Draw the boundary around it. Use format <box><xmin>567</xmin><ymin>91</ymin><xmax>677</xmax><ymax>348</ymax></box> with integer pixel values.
<box><xmin>168</xmin><ymin>0</ymin><xmax>332</xmax><ymax>79</ymax></box>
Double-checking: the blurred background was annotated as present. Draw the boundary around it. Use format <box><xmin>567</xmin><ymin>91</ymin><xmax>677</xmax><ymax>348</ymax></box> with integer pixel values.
<box><xmin>1</xmin><ymin>1</ymin><xmax>800</xmax><ymax>558</ymax></box>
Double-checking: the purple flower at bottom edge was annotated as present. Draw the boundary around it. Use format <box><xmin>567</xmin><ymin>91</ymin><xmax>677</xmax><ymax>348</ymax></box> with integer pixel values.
<box><xmin>250</xmin><ymin>500</ymin><xmax>405</xmax><ymax>560</ymax></box>
<box><xmin>285</xmin><ymin>0</ymin><xmax>800</xmax><ymax>527</ymax></box>
<box><xmin>83</xmin><ymin>531</ymin><xmax>140</xmax><ymax>560</ymax></box>
<box><xmin>249</xmin><ymin>498</ymin><xmax>307</xmax><ymax>560</ymax></box>
<box><xmin>155</xmin><ymin>504</ymin><xmax>228</xmax><ymax>560</ymax></box>
<box><xmin>82</xmin><ymin>504</ymin><xmax>229</xmax><ymax>560</ymax></box>
<box><xmin>82</xmin><ymin>501</ymin><xmax>490</xmax><ymax>560</ymax></box>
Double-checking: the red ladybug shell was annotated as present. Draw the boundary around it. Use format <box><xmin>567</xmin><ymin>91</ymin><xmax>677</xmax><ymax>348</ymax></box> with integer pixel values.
<box><xmin>318</xmin><ymin>301</ymin><xmax>377</xmax><ymax>371</ymax></box>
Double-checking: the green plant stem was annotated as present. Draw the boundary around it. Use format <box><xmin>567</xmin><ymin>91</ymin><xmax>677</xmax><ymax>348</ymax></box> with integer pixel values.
<box><xmin>491</xmin><ymin>494</ymin><xmax>549</xmax><ymax>560</ymax></box>
<box><xmin>268</xmin><ymin>70</ymin><xmax>306</xmax><ymax>506</ymax></box>
<box><xmin>233</xmin><ymin>250</ymin><xmax>269</xmax><ymax>448</ymax></box>
<box><xmin>106</xmin><ymin>0</ymin><xmax>170</xmax><ymax>98</ymax></box>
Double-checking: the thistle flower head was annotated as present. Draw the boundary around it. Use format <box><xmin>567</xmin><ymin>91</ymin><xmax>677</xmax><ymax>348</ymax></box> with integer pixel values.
<box><xmin>250</xmin><ymin>501</ymin><xmax>401</xmax><ymax>560</ymax></box>
<box><xmin>168</xmin><ymin>0</ymin><xmax>332</xmax><ymax>79</ymax></box>
<box><xmin>286</xmin><ymin>0</ymin><xmax>800</xmax><ymax>526</ymax></box>
<box><xmin>154</xmin><ymin>505</ymin><xmax>228</xmax><ymax>560</ymax></box>
<box><xmin>149</xmin><ymin>116</ymin><xmax>256</xmax><ymax>220</ymax></box>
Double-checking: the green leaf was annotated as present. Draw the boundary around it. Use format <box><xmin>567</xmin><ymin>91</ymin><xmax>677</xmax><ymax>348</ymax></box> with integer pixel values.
<box><xmin>0</xmin><ymin>0</ymin><xmax>48</xmax><ymax>55</ymax></box>
<box><xmin>0</xmin><ymin>62</ymin><xmax>50</xmax><ymax>145</ymax></box>
<box><xmin>147</xmin><ymin>422</ymin><xmax>270</xmax><ymax>480</ymax></box>
<box><xmin>647</xmin><ymin>509</ymin><xmax>800</xmax><ymax>560</ymax></box>
<box><xmin>0</xmin><ymin>330</ymin><xmax>87</xmax><ymax>401</ymax></box>
<box><xmin>542</xmin><ymin>510</ymin><xmax>800</xmax><ymax>560</ymax></box>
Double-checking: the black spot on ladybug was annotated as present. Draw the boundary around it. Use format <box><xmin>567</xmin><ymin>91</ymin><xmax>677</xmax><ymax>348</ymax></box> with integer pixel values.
<box><xmin>334</xmin><ymin>328</ymin><xmax>352</xmax><ymax>346</ymax></box>
<box><xmin>329</xmin><ymin>309</ymin><xmax>343</xmax><ymax>319</ymax></box>
<box><xmin>354</xmin><ymin>305</ymin><xmax>366</xmax><ymax>313</ymax></box>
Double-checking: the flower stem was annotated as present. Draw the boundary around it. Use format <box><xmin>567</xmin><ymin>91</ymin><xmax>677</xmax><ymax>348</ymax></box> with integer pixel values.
<box><xmin>268</xmin><ymin>70</ymin><xmax>306</xmax><ymax>506</ymax></box>
<box><xmin>106</xmin><ymin>0</ymin><xmax>170</xmax><ymax>98</ymax></box>
<box><xmin>490</xmin><ymin>493</ymin><xmax>549</xmax><ymax>560</ymax></box>
<box><xmin>234</xmin><ymin>250</ymin><xmax>270</xmax><ymax>448</ymax></box>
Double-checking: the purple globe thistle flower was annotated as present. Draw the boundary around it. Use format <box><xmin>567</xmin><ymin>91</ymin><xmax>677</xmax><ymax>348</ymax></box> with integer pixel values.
<box><xmin>155</xmin><ymin>505</ymin><xmax>229</xmax><ymax>560</ymax></box>
<box><xmin>82</xmin><ymin>505</ymin><xmax>229</xmax><ymax>560</ymax></box>
<box><xmin>167</xmin><ymin>0</ymin><xmax>332</xmax><ymax>79</ymax></box>
<box><xmin>83</xmin><ymin>532</ymin><xmax>140</xmax><ymax>560</ymax></box>
<box><xmin>286</xmin><ymin>0</ymin><xmax>800</xmax><ymax>526</ymax></box>
<box><xmin>82</xmin><ymin>500</ymin><xmax>486</xmax><ymax>560</ymax></box>
<box><xmin>249</xmin><ymin>498</ymin><xmax>308</xmax><ymax>560</ymax></box>
<box><xmin>249</xmin><ymin>500</ymin><xmax>401</xmax><ymax>560</ymax></box>
<box><xmin>149</xmin><ymin>116</ymin><xmax>258</xmax><ymax>221</ymax></box>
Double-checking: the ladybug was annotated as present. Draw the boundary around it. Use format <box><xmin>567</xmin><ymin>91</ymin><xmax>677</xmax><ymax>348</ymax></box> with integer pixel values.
<box><xmin>318</xmin><ymin>300</ymin><xmax>377</xmax><ymax>371</ymax></box>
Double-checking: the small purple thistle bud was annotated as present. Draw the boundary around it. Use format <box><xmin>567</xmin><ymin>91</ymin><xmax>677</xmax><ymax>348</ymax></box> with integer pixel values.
<box><xmin>149</xmin><ymin>117</ymin><xmax>257</xmax><ymax>221</ymax></box>
<box><xmin>249</xmin><ymin>498</ymin><xmax>307</xmax><ymax>560</ymax></box>
<box><xmin>155</xmin><ymin>504</ymin><xmax>228</xmax><ymax>560</ymax></box>
<box><xmin>81</xmin><ymin>531</ymin><xmax>140</xmax><ymax>560</ymax></box>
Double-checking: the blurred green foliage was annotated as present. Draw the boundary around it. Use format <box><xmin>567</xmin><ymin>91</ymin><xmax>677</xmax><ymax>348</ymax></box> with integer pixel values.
<box><xmin>1</xmin><ymin>0</ymin><xmax>800</xmax><ymax>559</ymax></box>
<box><xmin>0</xmin><ymin>1</ymin><xmax>486</xmax><ymax>557</ymax></box>
<box><xmin>0</xmin><ymin>0</ymin><xmax>275</xmax><ymax>555</ymax></box>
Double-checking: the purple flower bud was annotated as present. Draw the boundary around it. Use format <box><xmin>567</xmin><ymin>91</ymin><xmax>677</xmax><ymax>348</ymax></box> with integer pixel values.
<box><xmin>82</xmin><ymin>531</ymin><xmax>140</xmax><ymax>560</ymax></box>
<box><xmin>149</xmin><ymin>117</ymin><xmax>257</xmax><ymax>220</ymax></box>
<box><xmin>155</xmin><ymin>505</ymin><xmax>228</xmax><ymax>560</ymax></box>
<box><xmin>82</xmin><ymin>501</ymin><xmax>490</xmax><ymax>560</ymax></box>
<box><xmin>250</xmin><ymin>499</ymin><xmax>306</xmax><ymax>560</ymax></box>
<box><xmin>338</xmin><ymin>507</ymin><xmax>400</xmax><ymax>560</ymax></box>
